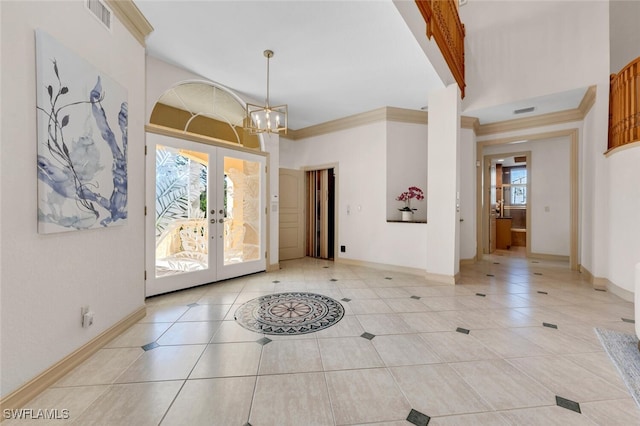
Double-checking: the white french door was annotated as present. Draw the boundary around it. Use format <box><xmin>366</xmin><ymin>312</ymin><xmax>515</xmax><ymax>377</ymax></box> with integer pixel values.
<box><xmin>145</xmin><ymin>132</ymin><xmax>266</xmax><ymax>297</ymax></box>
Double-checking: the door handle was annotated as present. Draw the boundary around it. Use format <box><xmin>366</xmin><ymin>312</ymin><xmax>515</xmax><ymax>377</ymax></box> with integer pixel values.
<box><xmin>219</xmin><ymin>219</ymin><xmax>224</xmax><ymax>223</ymax></box>
<box><xmin>210</xmin><ymin>219</ymin><xmax>215</xmax><ymax>224</ymax></box>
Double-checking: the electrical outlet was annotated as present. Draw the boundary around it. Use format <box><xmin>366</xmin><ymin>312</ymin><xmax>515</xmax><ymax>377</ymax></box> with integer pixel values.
<box><xmin>81</xmin><ymin>306</ymin><xmax>93</xmax><ymax>328</ymax></box>
<box><xmin>340</xmin><ymin>245</ymin><xmax>346</xmax><ymax>253</ymax></box>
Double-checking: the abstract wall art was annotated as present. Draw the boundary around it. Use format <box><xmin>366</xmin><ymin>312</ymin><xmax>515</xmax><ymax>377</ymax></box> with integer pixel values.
<box><xmin>35</xmin><ymin>30</ymin><xmax>128</xmax><ymax>233</ymax></box>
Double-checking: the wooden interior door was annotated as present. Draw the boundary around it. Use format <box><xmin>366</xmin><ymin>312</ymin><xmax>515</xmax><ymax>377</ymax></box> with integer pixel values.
<box><xmin>279</xmin><ymin>168</ymin><xmax>305</xmax><ymax>260</ymax></box>
<box><xmin>306</xmin><ymin>169</ymin><xmax>330</xmax><ymax>258</ymax></box>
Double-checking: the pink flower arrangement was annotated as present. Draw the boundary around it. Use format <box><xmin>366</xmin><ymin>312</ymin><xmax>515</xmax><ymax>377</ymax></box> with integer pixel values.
<box><xmin>397</xmin><ymin>186</ymin><xmax>424</xmax><ymax>212</ymax></box>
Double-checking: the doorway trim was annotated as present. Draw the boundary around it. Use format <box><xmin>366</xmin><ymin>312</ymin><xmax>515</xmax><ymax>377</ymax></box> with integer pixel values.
<box><xmin>303</xmin><ymin>162</ymin><xmax>339</xmax><ymax>261</ymax></box>
<box><xmin>482</xmin><ymin>151</ymin><xmax>531</xmax><ymax>256</ymax></box>
<box><xmin>475</xmin><ymin>128</ymin><xmax>579</xmax><ymax>270</ymax></box>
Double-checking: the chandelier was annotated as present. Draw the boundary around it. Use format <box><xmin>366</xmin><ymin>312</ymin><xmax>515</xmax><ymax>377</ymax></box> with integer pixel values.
<box><xmin>245</xmin><ymin>50</ymin><xmax>288</xmax><ymax>134</ymax></box>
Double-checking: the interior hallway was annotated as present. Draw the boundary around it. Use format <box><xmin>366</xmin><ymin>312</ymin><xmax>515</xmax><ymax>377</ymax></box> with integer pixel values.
<box><xmin>8</xmin><ymin>256</ymin><xmax>640</xmax><ymax>425</ymax></box>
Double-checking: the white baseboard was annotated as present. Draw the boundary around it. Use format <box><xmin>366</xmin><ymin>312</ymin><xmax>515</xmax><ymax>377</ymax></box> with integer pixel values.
<box><xmin>0</xmin><ymin>306</ymin><xmax>146</xmax><ymax>412</ymax></box>
<box><xmin>529</xmin><ymin>252</ymin><xmax>570</xmax><ymax>262</ymax></box>
<box><xmin>424</xmin><ymin>271</ymin><xmax>457</xmax><ymax>285</ymax></box>
<box><xmin>266</xmin><ymin>263</ymin><xmax>280</xmax><ymax>272</ymax></box>
<box><xmin>579</xmin><ymin>264</ymin><xmax>633</xmax><ymax>302</ymax></box>
<box><xmin>606</xmin><ymin>281</ymin><xmax>634</xmax><ymax>302</ymax></box>
<box><xmin>335</xmin><ymin>257</ymin><xmax>459</xmax><ymax>285</ymax></box>
<box><xmin>335</xmin><ymin>257</ymin><xmax>426</xmax><ymax>277</ymax></box>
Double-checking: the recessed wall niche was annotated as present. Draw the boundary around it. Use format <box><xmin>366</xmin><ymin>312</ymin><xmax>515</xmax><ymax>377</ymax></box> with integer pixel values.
<box><xmin>386</xmin><ymin>121</ymin><xmax>428</xmax><ymax>222</ymax></box>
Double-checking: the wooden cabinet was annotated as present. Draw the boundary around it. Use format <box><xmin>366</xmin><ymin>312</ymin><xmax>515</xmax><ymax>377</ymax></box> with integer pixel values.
<box><xmin>496</xmin><ymin>218</ymin><xmax>512</xmax><ymax>250</ymax></box>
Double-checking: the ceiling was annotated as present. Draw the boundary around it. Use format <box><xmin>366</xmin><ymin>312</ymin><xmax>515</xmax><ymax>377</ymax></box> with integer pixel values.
<box><xmin>135</xmin><ymin>0</ymin><xmax>588</xmax><ymax>131</ymax></box>
<box><xmin>135</xmin><ymin>0</ymin><xmax>444</xmax><ymax>130</ymax></box>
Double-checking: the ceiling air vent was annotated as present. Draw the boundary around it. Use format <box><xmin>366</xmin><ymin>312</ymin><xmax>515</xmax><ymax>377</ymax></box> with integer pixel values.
<box><xmin>86</xmin><ymin>0</ymin><xmax>112</xmax><ymax>31</ymax></box>
<box><xmin>514</xmin><ymin>106</ymin><xmax>535</xmax><ymax>115</ymax></box>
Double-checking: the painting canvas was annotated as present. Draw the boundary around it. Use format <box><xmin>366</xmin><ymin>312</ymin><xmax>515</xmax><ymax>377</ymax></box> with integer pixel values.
<box><xmin>36</xmin><ymin>30</ymin><xmax>128</xmax><ymax>233</ymax></box>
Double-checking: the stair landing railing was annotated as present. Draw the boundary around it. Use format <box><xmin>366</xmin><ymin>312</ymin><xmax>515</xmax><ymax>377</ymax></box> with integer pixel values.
<box><xmin>415</xmin><ymin>0</ymin><xmax>466</xmax><ymax>98</ymax></box>
<box><xmin>609</xmin><ymin>56</ymin><xmax>640</xmax><ymax>151</ymax></box>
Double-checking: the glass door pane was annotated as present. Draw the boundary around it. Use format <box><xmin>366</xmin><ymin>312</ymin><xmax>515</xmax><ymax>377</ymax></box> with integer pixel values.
<box><xmin>155</xmin><ymin>145</ymin><xmax>209</xmax><ymax>277</ymax></box>
<box><xmin>217</xmin><ymin>148</ymin><xmax>266</xmax><ymax>280</ymax></box>
<box><xmin>146</xmin><ymin>133</ymin><xmax>217</xmax><ymax>297</ymax></box>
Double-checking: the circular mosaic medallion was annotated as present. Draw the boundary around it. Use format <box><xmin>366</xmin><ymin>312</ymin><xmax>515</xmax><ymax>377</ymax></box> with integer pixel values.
<box><xmin>234</xmin><ymin>292</ymin><xmax>345</xmax><ymax>335</ymax></box>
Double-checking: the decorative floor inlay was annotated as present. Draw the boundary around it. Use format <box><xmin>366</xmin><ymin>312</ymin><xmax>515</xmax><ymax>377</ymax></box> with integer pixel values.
<box><xmin>256</xmin><ymin>337</ymin><xmax>272</xmax><ymax>346</ymax></box>
<box><xmin>543</xmin><ymin>322</ymin><xmax>558</xmax><ymax>329</ymax></box>
<box><xmin>622</xmin><ymin>318</ymin><xmax>636</xmax><ymax>324</ymax></box>
<box><xmin>407</xmin><ymin>408</ymin><xmax>431</xmax><ymax>426</ymax></box>
<box><xmin>361</xmin><ymin>332</ymin><xmax>375</xmax><ymax>340</ymax></box>
<box><xmin>141</xmin><ymin>342</ymin><xmax>159</xmax><ymax>351</ymax></box>
<box><xmin>456</xmin><ymin>327</ymin><xmax>470</xmax><ymax>335</ymax></box>
<box><xmin>556</xmin><ymin>395</ymin><xmax>581</xmax><ymax>413</ymax></box>
<box><xmin>234</xmin><ymin>292</ymin><xmax>344</xmax><ymax>335</ymax></box>
<box><xmin>476</xmin><ymin>293</ymin><xmax>486</xmax><ymax>297</ymax></box>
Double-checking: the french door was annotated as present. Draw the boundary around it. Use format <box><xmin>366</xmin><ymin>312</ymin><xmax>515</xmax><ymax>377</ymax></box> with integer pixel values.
<box><xmin>146</xmin><ymin>132</ymin><xmax>266</xmax><ymax>297</ymax></box>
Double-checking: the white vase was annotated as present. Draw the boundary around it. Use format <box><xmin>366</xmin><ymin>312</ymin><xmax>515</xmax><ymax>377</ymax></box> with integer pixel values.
<box><xmin>402</xmin><ymin>211</ymin><xmax>412</xmax><ymax>221</ymax></box>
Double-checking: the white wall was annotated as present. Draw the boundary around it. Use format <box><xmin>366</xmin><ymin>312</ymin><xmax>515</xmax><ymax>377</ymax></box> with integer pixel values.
<box><xmin>426</xmin><ymin>84</ymin><xmax>461</xmax><ymax>280</ymax></box>
<box><xmin>386</xmin><ymin>121</ymin><xmax>428</xmax><ymax>222</ymax></box>
<box><xmin>580</xmin><ymin>90</ymin><xmax>611</xmax><ymax>279</ymax></box>
<box><xmin>461</xmin><ymin>0</ymin><xmax>617</xmax><ymax>288</ymax></box>
<box><xmin>461</xmin><ymin>0</ymin><xmax>610</xmax><ymax>112</ymax></box>
<box><xmin>607</xmin><ymin>145</ymin><xmax>640</xmax><ymax>293</ymax></box>
<box><xmin>484</xmin><ymin>137</ymin><xmax>571</xmax><ymax>257</ymax></box>
<box><xmin>282</xmin><ymin>121</ymin><xmax>428</xmax><ymax>270</ymax></box>
<box><xmin>610</xmin><ymin>0</ymin><xmax>640</xmax><ymax>73</ymax></box>
<box><xmin>1</xmin><ymin>1</ymin><xmax>146</xmax><ymax>397</ymax></box>
<box><xmin>459</xmin><ymin>128</ymin><xmax>477</xmax><ymax>260</ymax></box>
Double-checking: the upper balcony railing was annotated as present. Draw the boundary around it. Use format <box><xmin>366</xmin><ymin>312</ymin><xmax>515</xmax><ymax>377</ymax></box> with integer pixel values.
<box><xmin>609</xmin><ymin>56</ymin><xmax>640</xmax><ymax>150</ymax></box>
<box><xmin>415</xmin><ymin>0</ymin><xmax>466</xmax><ymax>98</ymax></box>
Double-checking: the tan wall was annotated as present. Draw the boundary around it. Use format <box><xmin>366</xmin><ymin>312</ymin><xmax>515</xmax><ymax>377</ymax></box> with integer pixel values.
<box><xmin>150</xmin><ymin>103</ymin><xmax>260</xmax><ymax>149</ymax></box>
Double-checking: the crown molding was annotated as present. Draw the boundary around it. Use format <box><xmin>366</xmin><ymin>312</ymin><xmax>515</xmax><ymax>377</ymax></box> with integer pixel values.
<box><xmin>461</xmin><ymin>115</ymin><xmax>480</xmax><ymax>131</ymax></box>
<box><xmin>386</xmin><ymin>107</ymin><xmax>428</xmax><ymax>124</ymax></box>
<box><xmin>475</xmin><ymin>85</ymin><xmax>597</xmax><ymax>136</ymax></box>
<box><xmin>284</xmin><ymin>86</ymin><xmax>596</xmax><ymax>141</ymax></box>
<box><xmin>284</xmin><ymin>106</ymin><xmax>479</xmax><ymax>141</ymax></box>
<box><xmin>285</xmin><ymin>108</ymin><xmax>386</xmax><ymax>140</ymax></box>
<box><xmin>476</xmin><ymin>108</ymin><xmax>583</xmax><ymax>136</ymax></box>
<box><xmin>105</xmin><ymin>0</ymin><xmax>154</xmax><ymax>47</ymax></box>
<box><xmin>578</xmin><ymin>85</ymin><xmax>597</xmax><ymax>117</ymax></box>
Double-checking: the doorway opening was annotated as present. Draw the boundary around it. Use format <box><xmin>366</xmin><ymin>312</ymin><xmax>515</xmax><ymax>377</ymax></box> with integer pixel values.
<box><xmin>485</xmin><ymin>154</ymin><xmax>529</xmax><ymax>256</ymax></box>
<box><xmin>489</xmin><ymin>154</ymin><xmax>529</xmax><ymax>255</ymax></box>
<box><xmin>306</xmin><ymin>168</ymin><xmax>336</xmax><ymax>260</ymax></box>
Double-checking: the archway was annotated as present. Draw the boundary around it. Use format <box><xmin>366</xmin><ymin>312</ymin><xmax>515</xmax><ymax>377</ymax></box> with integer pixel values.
<box><xmin>149</xmin><ymin>80</ymin><xmax>263</xmax><ymax>151</ymax></box>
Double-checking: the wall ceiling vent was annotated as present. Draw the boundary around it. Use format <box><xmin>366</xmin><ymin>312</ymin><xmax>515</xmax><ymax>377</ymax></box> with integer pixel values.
<box><xmin>86</xmin><ymin>0</ymin><xmax>112</xmax><ymax>31</ymax></box>
<box><xmin>514</xmin><ymin>106</ymin><xmax>535</xmax><ymax>115</ymax></box>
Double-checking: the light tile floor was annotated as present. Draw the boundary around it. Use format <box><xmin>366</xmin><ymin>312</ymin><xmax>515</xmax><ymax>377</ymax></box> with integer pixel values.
<box><xmin>9</xmin><ymin>255</ymin><xmax>640</xmax><ymax>425</ymax></box>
